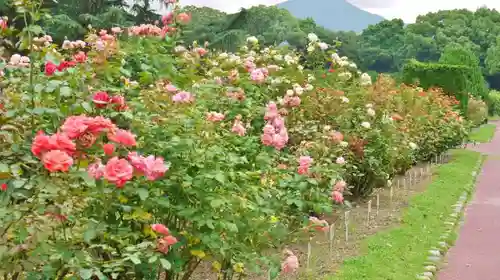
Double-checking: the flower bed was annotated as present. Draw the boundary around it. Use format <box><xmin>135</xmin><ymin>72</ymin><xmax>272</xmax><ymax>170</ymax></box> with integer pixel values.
<box><xmin>0</xmin><ymin>1</ymin><xmax>469</xmax><ymax>278</ymax></box>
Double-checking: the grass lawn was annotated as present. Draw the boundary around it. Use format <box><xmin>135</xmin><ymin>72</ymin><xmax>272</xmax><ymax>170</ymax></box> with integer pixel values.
<box><xmin>328</xmin><ymin>149</ymin><xmax>483</xmax><ymax>280</ymax></box>
<box><xmin>469</xmin><ymin>124</ymin><xmax>496</xmax><ymax>143</ymax></box>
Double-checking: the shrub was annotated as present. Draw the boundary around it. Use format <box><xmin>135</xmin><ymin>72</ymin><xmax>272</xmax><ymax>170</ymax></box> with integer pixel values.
<box><xmin>402</xmin><ymin>59</ymin><xmax>488</xmax><ymax>113</ymax></box>
<box><xmin>467</xmin><ymin>95</ymin><xmax>488</xmax><ymax>126</ymax></box>
<box><xmin>486</xmin><ymin>90</ymin><xmax>500</xmax><ymax>116</ymax></box>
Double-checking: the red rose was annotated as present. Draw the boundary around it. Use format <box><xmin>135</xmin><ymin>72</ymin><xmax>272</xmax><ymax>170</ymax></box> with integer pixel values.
<box><xmin>44</xmin><ymin>61</ymin><xmax>57</xmax><ymax>76</ymax></box>
<box><xmin>92</xmin><ymin>91</ymin><xmax>110</xmax><ymax>108</ymax></box>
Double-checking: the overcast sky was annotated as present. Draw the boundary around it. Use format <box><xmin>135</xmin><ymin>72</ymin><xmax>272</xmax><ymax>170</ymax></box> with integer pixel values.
<box><xmin>155</xmin><ymin>0</ymin><xmax>500</xmax><ymax>23</ymax></box>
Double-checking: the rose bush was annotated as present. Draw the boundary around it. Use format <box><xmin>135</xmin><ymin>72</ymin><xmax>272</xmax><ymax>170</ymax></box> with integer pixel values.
<box><xmin>0</xmin><ymin>0</ymin><xmax>469</xmax><ymax>278</ymax></box>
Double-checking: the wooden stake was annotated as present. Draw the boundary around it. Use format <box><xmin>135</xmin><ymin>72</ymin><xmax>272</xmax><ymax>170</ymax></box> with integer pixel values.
<box><xmin>366</xmin><ymin>200</ymin><xmax>372</xmax><ymax>225</ymax></box>
<box><xmin>376</xmin><ymin>193</ymin><xmax>380</xmax><ymax>215</ymax></box>
<box><xmin>306</xmin><ymin>237</ymin><xmax>312</xmax><ymax>270</ymax></box>
<box><xmin>389</xmin><ymin>186</ymin><xmax>394</xmax><ymax>204</ymax></box>
<box><xmin>344</xmin><ymin>211</ymin><xmax>350</xmax><ymax>242</ymax></box>
<box><xmin>329</xmin><ymin>223</ymin><xmax>335</xmax><ymax>257</ymax></box>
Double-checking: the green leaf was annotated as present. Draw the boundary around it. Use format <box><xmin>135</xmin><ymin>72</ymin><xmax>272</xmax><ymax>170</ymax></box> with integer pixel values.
<box><xmin>60</xmin><ymin>86</ymin><xmax>72</xmax><ymax>97</ymax></box>
<box><xmin>81</xmin><ymin>102</ymin><xmax>93</xmax><ymax>112</ymax></box>
<box><xmin>226</xmin><ymin>222</ymin><xmax>238</xmax><ymax>232</ymax></box>
<box><xmin>79</xmin><ymin>269</ymin><xmax>93</xmax><ymax>279</ymax></box>
<box><xmin>0</xmin><ymin>163</ymin><xmax>9</xmax><ymax>173</ymax></box>
<box><xmin>210</xmin><ymin>199</ymin><xmax>224</xmax><ymax>208</ymax></box>
<box><xmin>32</xmin><ymin>108</ymin><xmax>45</xmax><ymax>115</ymax></box>
<box><xmin>137</xmin><ymin>188</ymin><xmax>149</xmax><ymax>201</ymax></box>
<box><xmin>160</xmin><ymin>258</ymin><xmax>171</xmax><ymax>270</ymax></box>
<box><xmin>148</xmin><ymin>255</ymin><xmax>158</xmax><ymax>263</ymax></box>
<box><xmin>214</xmin><ymin>172</ymin><xmax>225</xmax><ymax>183</ymax></box>
<box><xmin>34</xmin><ymin>84</ymin><xmax>45</xmax><ymax>93</ymax></box>
<box><xmin>129</xmin><ymin>255</ymin><xmax>141</xmax><ymax>265</ymax></box>
<box><xmin>83</xmin><ymin>227</ymin><xmax>96</xmax><ymax>243</ymax></box>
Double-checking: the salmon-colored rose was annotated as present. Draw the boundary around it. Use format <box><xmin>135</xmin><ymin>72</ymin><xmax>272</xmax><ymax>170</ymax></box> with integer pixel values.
<box><xmin>103</xmin><ymin>143</ymin><xmax>115</xmax><ymax>156</ymax></box>
<box><xmin>108</xmin><ymin>129</ymin><xmax>137</xmax><ymax>147</ymax></box>
<box><xmin>103</xmin><ymin>157</ymin><xmax>133</xmax><ymax>187</ymax></box>
<box><xmin>42</xmin><ymin>150</ymin><xmax>73</xmax><ymax>172</ymax></box>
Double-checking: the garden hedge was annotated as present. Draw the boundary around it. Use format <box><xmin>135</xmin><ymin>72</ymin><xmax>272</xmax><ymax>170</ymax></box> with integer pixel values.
<box><xmin>402</xmin><ymin>59</ymin><xmax>487</xmax><ymax>113</ymax></box>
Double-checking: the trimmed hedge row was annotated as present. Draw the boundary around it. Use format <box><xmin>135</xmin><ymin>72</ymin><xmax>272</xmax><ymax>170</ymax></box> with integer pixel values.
<box><xmin>402</xmin><ymin>59</ymin><xmax>487</xmax><ymax>114</ymax></box>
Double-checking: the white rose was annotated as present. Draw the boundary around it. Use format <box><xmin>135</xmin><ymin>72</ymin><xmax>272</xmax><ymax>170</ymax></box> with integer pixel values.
<box><xmin>367</xmin><ymin>108</ymin><xmax>376</xmax><ymax>117</ymax></box>
<box><xmin>307</xmin><ymin>33</ymin><xmax>319</xmax><ymax>42</ymax></box>
<box><xmin>9</xmin><ymin>54</ymin><xmax>21</xmax><ymax>65</ymax></box>
<box><xmin>305</xmin><ymin>84</ymin><xmax>314</xmax><ymax>91</ymax></box>
<box><xmin>341</xmin><ymin>97</ymin><xmax>350</xmax><ymax>103</ymax></box>
<box><xmin>247</xmin><ymin>36</ymin><xmax>258</xmax><ymax>44</ymax></box>
<box><xmin>361</xmin><ymin>122</ymin><xmax>371</xmax><ymax>129</ymax></box>
<box><xmin>409</xmin><ymin>142</ymin><xmax>418</xmax><ymax>150</ymax></box>
<box><xmin>318</xmin><ymin>42</ymin><xmax>328</xmax><ymax>50</ymax></box>
<box><xmin>307</xmin><ymin>46</ymin><xmax>315</xmax><ymax>52</ymax></box>
<box><xmin>340</xmin><ymin>141</ymin><xmax>349</xmax><ymax>148</ymax></box>
<box><xmin>336</xmin><ymin>157</ymin><xmax>346</xmax><ymax>165</ymax></box>
<box><xmin>286</xmin><ymin>89</ymin><xmax>294</xmax><ymax>96</ymax></box>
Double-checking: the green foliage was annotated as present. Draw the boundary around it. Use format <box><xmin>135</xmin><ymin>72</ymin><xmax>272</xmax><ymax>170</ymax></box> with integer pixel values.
<box><xmin>402</xmin><ymin>60</ymin><xmax>471</xmax><ymax>112</ymax></box>
<box><xmin>486</xmin><ymin>90</ymin><xmax>500</xmax><ymax>115</ymax></box>
<box><xmin>466</xmin><ymin>95</ymin><xmax>488</xmax><ymax>126</ymax></box>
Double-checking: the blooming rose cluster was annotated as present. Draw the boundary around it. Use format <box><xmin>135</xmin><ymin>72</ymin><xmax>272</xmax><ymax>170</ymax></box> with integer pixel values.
<box><xmin>331</xmin><ymin>180</ymin><xmax>346</xmax><ymax>203</ymax></box>
<box><xmin>250</xmin><ymin>67</ymin><xmax>269</xmax><ymax>83</ymax></box>
<box><xmin>8</xmin><ymin>54</ymin><xmax>30</xmax><ymax>67</ymax></box>
<box><xmin>92</xmin><ymin>91</ymin><xmax>128</xmax><ymax>111</ymax></box>
<box><xmin>151</xmin><ymin>224</ymin><xmax>178</xmax><ymax>254</ymax></box>
<box><xmin>297</xmin><ymin>156</ymin><xmax>313</xmax><ymax>175</ymax></box>
<box><xmin>261</xmin><ymin>102</ymin><xmax>289</xmax><ymax>150</ymax></box>
<box><xmin>206</xmin><ymin>111</ymin><xmax>225</xmax><ymax>122</ymax></box>
<box><xmin>44</xmin><ymin>53</ymin><xmax>87</xmax><ymax>76</ymax></box>
<box><xmin>32</xmin><ymin>115</ymin><xmax>168</xmax><ymax>187</ymax></box>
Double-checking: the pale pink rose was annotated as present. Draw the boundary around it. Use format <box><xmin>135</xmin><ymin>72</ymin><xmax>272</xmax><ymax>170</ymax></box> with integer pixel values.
<box><xmin>232</xmin><ymin>120</ymin><xmax>246</xmax><ymax>136</ymax></box>
<box><xmin>336</xmin><ymin>157</ymin><xmax>346</xmax><ymax>165</ymax></box>
<box><xmin>143</xmin><ymin>155</ymin><xmax>168</xmax><ymax>180</ymax></box>
<box><xmin>281</xmin><ymin>250</ymin><xmax>299</xmax><ymax>274</ymax></box>
<box><xmin>88</xmin><ymin>160</ymin><xmax>105</xmax><ymax>179</ymax></box>
<box><xmin>333</xmin><ymin>180</ymin><xmax>347</xmax><ymax>192</ymax></box>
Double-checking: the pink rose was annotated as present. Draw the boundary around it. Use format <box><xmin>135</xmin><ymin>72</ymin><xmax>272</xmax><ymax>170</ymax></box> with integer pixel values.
<box><xmin>103</xmin><ymin>157</ymin><xmax>133</xmax><ymax>187</ymax></box>
<box><xmin>108</xmin><ymin>129</ymin><xmax>137</xmax><ymax>147</ymax></box>
<box><xmin>88</xmin><ymin>160</ymin><xmax>105</xmax><ymax>179</ymax></box>
<box><xmin>42</xmin><ymin>150</ymin><xmax>73</xmax><ymax>172</ymax></box>
<box><xmin>151</xmin><ymin>224</ymin><xmax>170</xmax><ymax>235</ymax></box>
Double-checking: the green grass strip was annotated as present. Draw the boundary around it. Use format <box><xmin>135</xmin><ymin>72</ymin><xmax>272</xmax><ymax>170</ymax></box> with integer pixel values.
<box><xmin>469</xmin><ymin>123</ymin><xmax>496</xmax><ymax>143</ymax></box>
<box><xmin>328</xmin><ymin>149</ymin><xmax>483</xmax><ymax>280</ymax></box>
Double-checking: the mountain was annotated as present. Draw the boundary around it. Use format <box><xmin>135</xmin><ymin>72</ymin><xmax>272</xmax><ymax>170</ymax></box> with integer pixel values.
<box><xmin>277</xmin><ymin>0</ymin><xmax>385</xmax><ymax>32</ymax></box>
